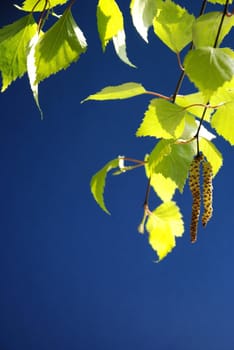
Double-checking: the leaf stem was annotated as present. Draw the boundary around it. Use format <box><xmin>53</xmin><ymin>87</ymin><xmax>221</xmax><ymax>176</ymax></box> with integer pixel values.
<box><xmin>176</xmin><ymin>52</ymin><xmax>184</xmax><ymax>72</ymax></box>
<box><xmin>123</xmin><ymin>157</ymin><xmax>146</xmax><ymax>165</ymax></box>
<box><xmin>68</xmin><ymin>0</ymin><xmax>76</xmax><ymax>9</ymax></box>
<box><xmin>145</xmin><ymin>91</ymin><xmax>172</xmax><ymax>101</ymax></box>
<box><xmin>37</xmin><ymin>0</ymin><xmax>49</xmax><ymax>32</ymax></box>
<box><xmin>143</xmin><ymin>177</ymin><xmax>151</xmax><ymax>208</ymax></box>
<box><xmin>213</xmin><ymin>0</ymin><xmax>230</xmax><ymax>48</ymax></box>
<box><xmin>183</xmin><ymin>102</ymin><xmax>224</xmax><ymax>111</ymax></box>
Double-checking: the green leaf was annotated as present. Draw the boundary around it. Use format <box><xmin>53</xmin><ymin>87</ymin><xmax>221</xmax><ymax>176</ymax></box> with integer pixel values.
<box><xmin>90</xmin><ymin>158</ymin><xmax>119</xmax><ymax>214</ymax></box>
<box><xmin>21</xmin><ymin>0</ymin><xmax>69</xmax><ymax>11</ymax></box>
<box><xmin>184</xmin><ymin>47</ymin><xmax>234</xmax><ymax>98</ymax></box>
<box><xmin>147</xmin><ymin>139</ymin><xmax>173</xmax><ymax>173</ymax></box>
<box><xmin>175</xmin><ymin>92</ymin><xmax>212</xmax><ymax>121</ymax></box>
<box><xmin>211</xmin><ymin>101</ymin><xmax>234</xmax><ymax>145</ymax></box>
<box><xmin>136</xmin><ymin>99</ymin><xmax>186</xmax><ymax>139</ymax></box>
<box><xmin>0</xmin><ymin>14</ymin><xmax>37</xmax><ymax>92</ymax></box>
<box><xmin>199</xmin><ymin>138</ymin><xmax>223</xmax><ymax>176</ymax></box>
<box><xmin>193</xmin><ymin>12</ymin><xmax>234</xmax><ymax>48</ymax></box>
<box><xmin>34</xmin><ymin>8</ymin><xmax>87</xmax><ymax>83</ymax></box>
<box><xmin>146</xmin><ymin>201</ymin><xmax>184</xmax><ymax>261</ymax></box>
<box><xmin>149</xmin><ymin>142</ymin><xmax>195</xmax><ymax>192</ymax></box>
<box><xmin>82</xmin><ymin>82</ymin><xmax>146</xmax><ymax>102</ymax></box>
<box><xmin>207</xmin><ymin>0</ymin><xmax>232</xmax><ymax>4</ymax></box>
<box><xmin>97</xmin><ymin>0</ymin><xmax>135</xmax><ymax>67</ymax></box>
<box><xmin>153</xmin><ymin>0</ymin><xmax>195</xmax><ymax>52</ymax></box>
<box><xmin>210</xmin><ymin>78</ymin><xmax>234</xmax><ymax>105</ymax></box>
<box><xmin>130</xmin><ymin>0</ymin><xmax>162</xmax><ymax>42</ymax></box>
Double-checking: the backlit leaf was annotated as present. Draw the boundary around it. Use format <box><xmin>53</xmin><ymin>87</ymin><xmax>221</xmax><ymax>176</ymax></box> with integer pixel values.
<box><xmin>97</xmin><ymin>0</ymin><xmax>134</xmax><ymax>67</ymax></box>
<box><xmin>35</xmin><ymin>8</ymin><xmax>87</xmax><ymax>83</ymax></box>
<box><xmin>146</xmin><ymin>201</ymin><xmax>184</xmax><ymax>260</ymax></box>
<box><xmin>193</xmin><ymin>12</ymin><xmax>234</xmax><ymax>48</ymax></box>
<box><xmin>0</xmin><ymin>14</ymin><xmax>37</xmax><ymax>91</ymax></box>
<box><xmin>147</xmin><ymin>139</ymin><xmax>173</xmax><ymax>173</ymax></box>
<box><xmin>136</xmin><ymin>99</ymin><xmax>186</xmax><ymax>139</ymax></box>
<box><xmin>83</xmin><ymin>82</ymin><xmax>146</xmax><ymax>102</ymax></box>
<box><xmin>90</xmin><ymin>158</ymin><xmax>119</xmax><ymax>214</ymax></box>
<box><xmin>207</xmin><ymin>0</ymin><xmax>232</xmax><ymax>4</ymax></box>
<box><xmin>150</xmin><ymin>173</ymin><xmax>177</xmax><ymax>202</ymax></box>
<box><xmin>211</xmin><ymin>101</ymin><xmax>234</xmax><ymax>145</ymax></box>
<box><xmin>184</xmin><ymin>47</ymin><xmax>234</xmax><ymax>98</ymax></box>
<box><xmin>175</xmin><ymin>92</ymin><xmax>212</xmax><ymax>121</ymax></box>
<box><xmin>97</xmin><ymin>0</ymin><xmax>123</xmax><ymax>49</ymax></box>
<box><xmin>130</xmin><ymin>0</ymin><xmax>161</xmax><ymax>42</ymax></box>
<box><xmin>21</xmin><ymin>0</ymin><xmax>69</xmax><ymax>11</ymax></box>
<box><xmin>150</xmin><ymin>142</ymin><xmax>195</xmax><ymax>192</ymax></box>
<box><xmin>199</xmin><ymin>138</ymin><xmax>223</xmax><ymax>176</ymax></box>
<box><xmin>27</xmin><ymin>32</ymin><xmax>43</xmax><ymax>117</ymax></box>
<box><xmin>144</xmin><ymin>149</ymin><xmax>176</xmax><ymax>201</ymax></box>
<box><xmin>153</xmin><ymin>0</ymin><xmax>195</xmax><ymax>52</ymax></box>
<box><xmin>112</xmin><ymin>29</ymin><xmax>136</xmax><ymax>67</ymax></box>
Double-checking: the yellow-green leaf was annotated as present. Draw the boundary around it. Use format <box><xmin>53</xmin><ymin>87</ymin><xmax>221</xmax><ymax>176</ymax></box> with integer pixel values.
<box><xmin>184</xmin><ymin>47</ymin><xmax>234</xmax><ymax>98</ymax></box>
<box><xmin>211</xmin><ymin>101</ymin><xmax>234</xmax><ymax>145</ymax></box>
<box><xmin>97</xmin><ymin>0</ymin><xmax>123</xmax><ymax>50</ymax></box>
<box><xmin>150</xmin><ymin>142</ymin><xmax>195</xmax><ymax>192</ymax></box>
<box><xmin>147</xmin><ymin>139</ymin><xmax>173</xmax><ymax>173</ymax></box>
<box><xmin>193</xmin><ymin>12</ymin><xmax>234</xmax><ymax>48</ymax></box>
<box><xmin>97</xmin><ymin>0</ymin><xmax>135</xmax><ymax>67</ymax></box>
<box><xmin>90</xmin><ymin>159</ymin><xmax>119</xmax><ymax>214</ymax></box>
<box><xmin>207</xmin><ymin>0</ymin><xmax>232</xmax><ymax>4</ymax></box>
<box><xmin>146</xmin><ymin>202</ymin><xmax>184</xmax><ymax>261</ymax></box>
<box><xmin>82</xmin><ymin>82</ymin><xmax>146</xmax><ymax>102</ymax></box>
<box><xmin>150</xmin><ymin>173</ymin><xmax>177</xmax><ymax>202</ymax></box>
<box><xmin>0</xmin><ymin>14</ymin><xmax>37</xmax><ymax>91</ymax></box>
<box><xmin>35</xmin><ymin>8</ymin><xmax>87</xmax><ymax>83</ymax></box>
<box><xmin>199</xmin><ymin>138</ymin><xmax>223</xmax><ymax>176</ymax></box>
<box><xmin>175</xmin><ymin>92</ymin><xmax>212</xmax><ymax>121</ymax></box>
<box><xmin>136</xmin><ymin>99</ymin><xmax>186</xmax><ymax>139</ymax></box>
<box><xmin>153</xmin><ymin>0</ymin><xmax>194</xmax><ymax>53</ymax></box>
<box><xmin>21</xmin><ymin>0</ymin><xmax>69</xmax><ymax>11</ymax></box>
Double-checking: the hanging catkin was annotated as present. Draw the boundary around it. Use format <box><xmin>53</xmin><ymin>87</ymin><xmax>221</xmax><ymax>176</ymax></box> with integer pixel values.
<box><xmin>202</xmin><ymin>160</ymin><xmax>213</xmax><ymax>227</ymax></box>
<box><xmin>189</xmin><ymin>154</ymin><xmax>203</xmax><ymax>243</ymax></box>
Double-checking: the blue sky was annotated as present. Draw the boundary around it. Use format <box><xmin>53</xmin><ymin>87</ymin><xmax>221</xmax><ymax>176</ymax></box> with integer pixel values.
<box><xmin>1</xmin><ymin>1</ymin><xmax>234</xmax><ymax>349</ymax></box>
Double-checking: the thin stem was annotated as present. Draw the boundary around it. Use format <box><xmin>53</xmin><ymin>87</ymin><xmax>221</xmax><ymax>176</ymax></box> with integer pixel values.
<box><xmin>145</xmin><ymin>91</ymin><xmax>172</xmax><ymax>101</ymax></box>
<box><xmin>37</xmin><ymin>0</ymin><xmax>49</xmax><ymax>32</ymax></box>
<box><xmin>171</xmin><ymin>70</ymin><xmax>186</xmax><ymax>103</ymax></box>
<box><xmin>213</xmin><ymin>0</ymin><xmax>230</xmax><ymax>48</ymax></box>
<box><xmin>183</xmin><ymin>102</ymin><xmax>224</xmax><ymax>110</ymax></box>
<box><xmin>143</xmin><ymin>177</ymin><xmax>151</xmax><ymax>208</ymax></box>
<box><xmin>176</xmin><ymin>52</ymin><xmax>184</xmax><ymax>72</ymax></box>
<box><xmin>123</xmin><ymin>157</ymin><xmax>146</xmax><ymax>165</ymax></box>
<box><xmin>68</xmin><ymin>0</ymin><xmax>76</xmax><ymax>9</ymax></box>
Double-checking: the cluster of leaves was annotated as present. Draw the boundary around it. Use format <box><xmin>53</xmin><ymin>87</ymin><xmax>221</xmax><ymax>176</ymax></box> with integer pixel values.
<box><xmin>85</xmin><ymin>0</ymin><xmax>234</xmax><ymax>260</ymax></box>
<box><xmin>1</xmin><ymin>0</ymin><xmax>234</xmax><ymax>260</ymax></box>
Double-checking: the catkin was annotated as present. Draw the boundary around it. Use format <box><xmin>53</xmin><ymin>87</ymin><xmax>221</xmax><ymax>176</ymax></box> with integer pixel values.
<box><xmin>189</xmin><ymin>154</ymin><xmax>203</xmax><ymax>243</ymax></box>
<box><xmin>202</xmin><ymin>160</ymin><xmax>213</xmax><ymax>227</ymax></box>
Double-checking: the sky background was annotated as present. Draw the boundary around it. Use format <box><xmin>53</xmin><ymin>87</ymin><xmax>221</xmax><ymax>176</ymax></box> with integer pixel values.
<box><xmin>1</xmin><ymin>1</ymin><xmax>234</xmax><ymax>349</ymax></box>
